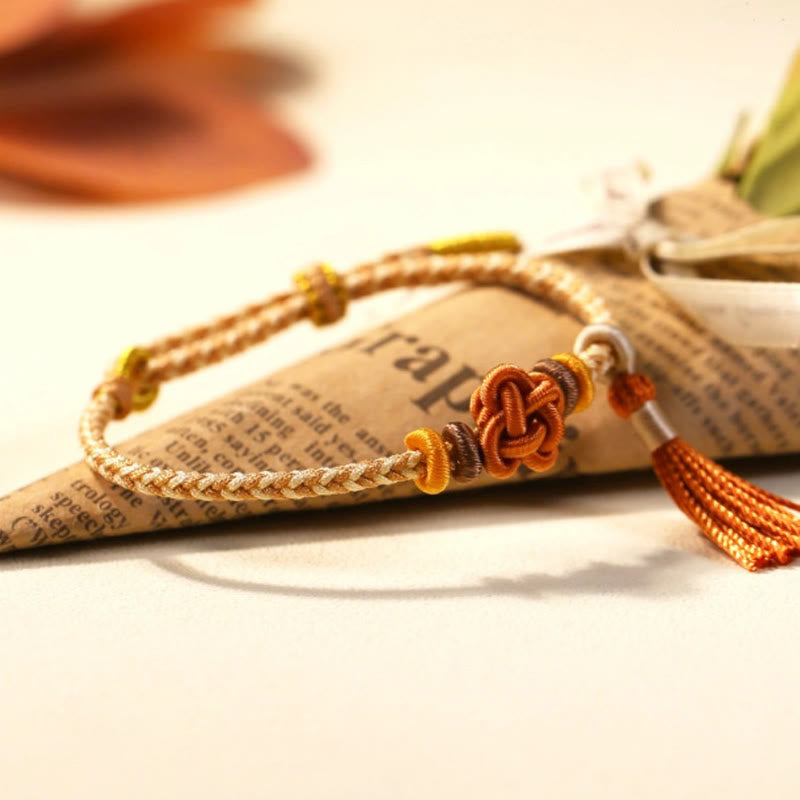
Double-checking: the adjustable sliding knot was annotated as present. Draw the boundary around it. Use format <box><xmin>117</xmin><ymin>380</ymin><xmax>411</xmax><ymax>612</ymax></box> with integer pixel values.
<box><xmin>608</xmin><ymin>372</ymin><xmax>657</xmax><ymax>419</ymax></box>
<box><xmin>294</xmin><ymin>263</ymin><xmax>348</xmax><ymax>326</ymax></box>
<box><xmin>471</xmin><ymin>364</ymin><xmax>566</xmax><ymax>479</ymax></box>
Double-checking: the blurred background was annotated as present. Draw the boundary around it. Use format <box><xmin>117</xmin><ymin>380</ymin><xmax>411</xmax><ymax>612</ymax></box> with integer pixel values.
<box><xmin>2</xmin><ymin>0</ymin><xmax>798</xmax><ymax>490</ymax></box>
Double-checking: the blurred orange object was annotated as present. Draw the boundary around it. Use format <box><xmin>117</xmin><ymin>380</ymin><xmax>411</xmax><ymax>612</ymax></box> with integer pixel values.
<box><xmin>0</xmin><ymin>0</ymin><xmax>310</xmax><ymax>202</ymax></box>
<box><xmin>0</xmin><ymin>0</ymin><xmax>69</xmax><ymax>52</ymax></box>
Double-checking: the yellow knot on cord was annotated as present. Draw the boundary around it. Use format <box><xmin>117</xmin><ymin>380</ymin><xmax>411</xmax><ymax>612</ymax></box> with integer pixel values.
<box><xmin>113</xmin><ymin>346</ymin><xmax>159</xmax><ymax>412</ymax></box>
<box><xmin>294</xmin><ymin>263</ymin><xmax>348</xmax><ymax>326</ymax></box>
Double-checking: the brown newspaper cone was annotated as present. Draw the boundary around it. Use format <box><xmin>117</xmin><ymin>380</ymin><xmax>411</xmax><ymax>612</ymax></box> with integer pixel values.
<box><xmin>2</xmin><ymin>181</ymin><xmax>800</xmax><ymax>553</ymax></box>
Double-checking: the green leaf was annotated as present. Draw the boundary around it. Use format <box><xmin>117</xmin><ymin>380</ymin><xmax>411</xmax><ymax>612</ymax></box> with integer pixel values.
<box><xmin>739</xmin><ymin>50</ymin><xmax>800</xmax><ymax>215</ymax></box>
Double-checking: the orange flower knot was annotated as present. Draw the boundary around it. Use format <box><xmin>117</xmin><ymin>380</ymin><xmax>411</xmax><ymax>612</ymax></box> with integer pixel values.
<box><xmin>470</xmin><ymin>364</ymin><xmax>566</xmax><ymax>479</ymax></box>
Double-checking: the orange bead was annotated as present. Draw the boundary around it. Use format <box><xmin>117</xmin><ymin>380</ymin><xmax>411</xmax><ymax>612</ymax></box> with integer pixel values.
<box><xmin>404</xmin><ymin>427</ymin><xmax>451</xmax><ymax>494</ymax></box>
<box><xmin>551</xmin><ymin>352</ymin><xmax>594</xmax><ymax>413</ymax></box>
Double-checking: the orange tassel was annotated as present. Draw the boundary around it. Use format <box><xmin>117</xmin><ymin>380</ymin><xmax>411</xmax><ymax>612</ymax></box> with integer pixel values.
<box><xmin>610</xmin><ymin>372</ymin><xmax>800</xmax><ymax>571</ymax></box>
<box><xmin>652</xmin><ymin>437</ymin><xmax>800</xmax><ymax>571</ymax></box>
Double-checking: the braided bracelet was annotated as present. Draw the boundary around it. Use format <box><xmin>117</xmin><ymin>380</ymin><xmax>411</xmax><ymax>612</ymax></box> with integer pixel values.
<box><xmin>81</xmin><ymin>233</ymin><xmax>800</xmax><ymax>571</ymax></box>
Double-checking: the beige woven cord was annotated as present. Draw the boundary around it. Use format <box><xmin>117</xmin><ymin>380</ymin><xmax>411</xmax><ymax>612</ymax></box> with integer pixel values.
<box><xmin>80</xmin><ymin>247</ymin><xmax>616</xmax><ymax>502</ymax></box>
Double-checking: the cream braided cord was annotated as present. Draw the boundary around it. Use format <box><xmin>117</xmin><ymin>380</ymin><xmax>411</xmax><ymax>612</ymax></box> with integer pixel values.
<box><xmin>80</xmin><ymin>250</ymin><xmax>616</xmax><ymax>502</ymax></box>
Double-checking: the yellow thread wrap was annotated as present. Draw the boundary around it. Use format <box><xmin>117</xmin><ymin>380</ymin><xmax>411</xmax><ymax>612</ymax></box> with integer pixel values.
<box><xmin>293</xmin><ymin>270</ymin><xmax>323</xmax><ymax>325</ymax></box>
<box><xmin>318</xmin><ymin>263</ymin><xmax>349</xmax><ymax>316</ymax></box>
<box><xmin>294</xmin><ymin>263</ymin><xmax>348</xmax><ymax>326</ymax></box>
<box><xmin>427</xmin><ymin>231</ymin><xmax>522</xmax><ymax>256</ymax></box>
<box><xmin>551</xmin><ymin>353</ymin><xmax>594</xmax><ymax>413</ymax></box>
<box><xmin>404</xmin><ymin>427</ymin><xmax>451</xmax><ymax>495</ymax></box>
<box><xmin>113</xmin><ymin>346</ymin><xmax>158</xmax><ymax>411</ymax></box>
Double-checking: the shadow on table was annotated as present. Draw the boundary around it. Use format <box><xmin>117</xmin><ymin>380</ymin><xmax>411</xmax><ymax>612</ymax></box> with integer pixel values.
<box><xmin>4</xmin><ymin>457</ymin><xmax>797</xmax><ymax>599</ymax></box>
<box><xmin>2</xmin><ymin>468</ymin><xmax>662</xmax><ymax>562</ymax></box>
<box><xmin>151</xmin><ymin>546</ymin><xmax>705</xmax><ymax>601</ymax></box>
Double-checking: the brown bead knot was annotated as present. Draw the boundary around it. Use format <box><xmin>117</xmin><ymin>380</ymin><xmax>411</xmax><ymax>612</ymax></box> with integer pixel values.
<box><xmin>470</xmin><ymin>364</ymin><xmax>566</xmax><ymax>479</ymax></box>
<box><xmin>441</xmin><ymin>421</ymin><xmax>483</xmax><ymax>483</ymax></box>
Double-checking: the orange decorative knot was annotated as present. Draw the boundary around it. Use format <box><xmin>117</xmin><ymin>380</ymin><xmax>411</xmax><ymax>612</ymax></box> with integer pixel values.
<box><xmin>608</xmin><ymin>372</ymin><xmax>657</xmax><ymax>419</ymax></box>
<box><xmin>470</xmin><ymin>364</ymin><xmax>565</xmax><ymax>479</ymax></box>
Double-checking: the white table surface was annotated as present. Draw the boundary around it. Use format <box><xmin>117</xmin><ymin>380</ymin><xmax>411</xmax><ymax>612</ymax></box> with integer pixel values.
<box><xmin>2</xmin><ymin>1</ymin><xmax>800</xmax><ymax>797</ymax></box>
